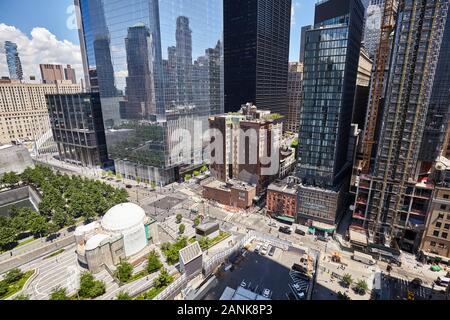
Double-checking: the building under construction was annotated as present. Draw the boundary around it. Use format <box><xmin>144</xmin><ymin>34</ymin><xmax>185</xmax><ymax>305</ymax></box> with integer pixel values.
<box><xmin>351</xmin><ymin>0</ymin><xmax>450</xmax><ymax>255</ymax></box>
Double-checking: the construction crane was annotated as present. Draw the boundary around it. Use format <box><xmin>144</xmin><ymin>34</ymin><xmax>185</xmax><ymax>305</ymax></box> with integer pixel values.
<box><xmin>361</xmin><ymin>0</ymin><xmax>398</xmax><ymax>174</ymax></box>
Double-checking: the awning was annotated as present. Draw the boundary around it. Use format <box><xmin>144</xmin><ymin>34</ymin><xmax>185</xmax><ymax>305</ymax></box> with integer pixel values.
<box><xmin>275</xmin><ymin>215</ymin><xmax>295</xmax><ymax>224</ymax></box>
<box><xmin>312</xmin><ymin>221</ymin><xmax>336</xmax><ymax>233</ymax></box>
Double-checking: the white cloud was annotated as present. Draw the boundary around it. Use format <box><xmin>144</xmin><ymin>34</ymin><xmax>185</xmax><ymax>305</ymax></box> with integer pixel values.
<box><xmin>0</xmin><ymin>24</ymin><xmax>84</xmax><ymax>82</ymax></box>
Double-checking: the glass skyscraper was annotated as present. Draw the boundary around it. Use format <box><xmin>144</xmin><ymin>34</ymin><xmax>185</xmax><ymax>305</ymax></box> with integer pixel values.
<box><xmin>4</xmin><ymin>41</ymin><xmax>23</xmax><ymax>81</ymax></box>
<box><xmin>295</xmin><ymin>0</ymin><xmax>364</xmax><ymax>226</ymax></box>
<box><xmin>76</xmin><ymin>0</ymin><xmax>223</xmax><ymax>185</ymax></box>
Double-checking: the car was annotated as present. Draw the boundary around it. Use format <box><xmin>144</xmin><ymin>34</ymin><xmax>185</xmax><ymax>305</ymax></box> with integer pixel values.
<box><xmin>279</xmin><ymin>226</ymin><xmax>292</xmax><ymax>234</ymax></box>
<box><xmin>260</xmin><ymin>243</ymin><xmax>269</xmax><ymax>255</ymax></box>
<box><xmin>262</xmin><ymin>289</ymin><xmax>271</xmax><ymax>298</ymax></box>
<box><xmin>295</xmin><ymin>228</ymin><xmax>306</xmax><ymax>236</ymax></box>
<box><xmin>254</xmin><ymin>245</ymin><xmax>261</xmax><ymax>254</ymax></box>
<box><xmin>125</xmin><ymin>184</ymin><xmax>133</xmax><ymax>189</ymax></box>
<box><xmin>240</xmin><ymin>280</ymin><xmax>247</xmax><ymax>288</ymax></box>
<box><xmin>268</xmin><ymin>246</ymin><xmax>276</xmax><ymax>256</ymax></box>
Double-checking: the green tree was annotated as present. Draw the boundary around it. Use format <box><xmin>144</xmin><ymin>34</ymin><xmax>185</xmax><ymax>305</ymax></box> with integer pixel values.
<box><xmin>28</xmin><ymin>213</ymin><xmax>49</xmax><ymax>237</ymax></box>
<box><xmin>0</xmin><ymin>227</ymin><xmax>16</xmax><ymax>250</ymax></box>
<box><xmin>117</xmin><ymin>291</ymin><xmax>132</xmax><ymax>300</ymax></box>
<box><xmin>184</xmin><ymin>174</ymin><xmax>192</xmax><ymax>181</ymax></box>
<box><xmin>193</xmin><ymin>171</ymin><xmax>200</xmax><ymax>177</ymax></box>
<box><xmin>50</xmin><ymin>287</ymin><xmax>70</xmax><ymax>300</ymax></box>
<box><xmin>78</xmin><ymin>272</ymin><xmax>106</xmax><ymax>299</ymax></box>
<box><xmin>354</xmin><ymin>280</ymin><xmax>369</xmax><ymax>295</ymax></box>
<box><xmin>337</xmin><ymin>291</ymin><xmax>351</xmax><ymax>300</ymax></box>
<box><xmin>13</xmin><ymin>293</ymin><xmax>30</xmax><ymax>300</ymax></box>
<box><xmin>115</xmin><ymin>261</ymin><xmax>133</xmax><ymax>284</ymax></box>
<box><xmin>147</xmin><ymin>250</ymin><xmax>163</xmax><ymax>274</ymax></box>
<box><xmin>154</xmin><ymin>268</ymin><xmax>173</xmax><ymax>289</ymax></box>
<box><xmin>200</xmin><ymin>165</ymin><xmax>208</xmax><ymax>173</ymax></box>
<box><xmin>193</xmin><ymin>217</ymin><xmax>200</xmax><ymax>227</ymax></box>
<box><xmin>341</xmin><ymin>274</ymin><xmax>353</xmax><ymax>288</ymax></box>
<box><xmin>2</xmin><ymin>172</ymin><xmax>20</xmax><ymax>188</ymax></box>
<box><xmin>0</xmin><ymin>281</ymin><xmax>8</xmax><ymax>297</ymax></box>
<box><xmin>176</xmin><ymin>214</ymin><xmax>183</xmax><ymax>224</ymax></box>
<box><xmin>198</xmin><ymin>237</ymin><xmax>211</xmax><ymax>250</ymax></box>
<box><xmin>179</xmin><ymin>224</ymin><xmax>186</xmax><ymax>235</ymax></box>
<box><xmin>4</xmin><ymin>268</ymin><xmax>23</xmax><ymax>284</ymax></box>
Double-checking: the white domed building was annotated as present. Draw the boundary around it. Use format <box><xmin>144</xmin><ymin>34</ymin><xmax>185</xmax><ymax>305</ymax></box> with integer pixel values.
<box><xmin>74</xmin><ymin>203</ymin><xmax>157</xmax><ymax>273</ymax></box>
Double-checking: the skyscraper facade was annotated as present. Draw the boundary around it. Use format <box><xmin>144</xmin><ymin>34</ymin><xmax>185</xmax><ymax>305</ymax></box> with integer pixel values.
<box><xmin>224</xmin><ymin>0</ymin><xmax>291</xmax><ymax>115</ymax></box>
<box><xmin>363</xmin><ymin>0</ymin><xmax>385</xmax><ymax>59</ymax></box>
<box><xmin>64</xmin><ymin>65</ymin><xmax>77</xmax><ymax>84</ymax></box>
<box><xmin>76</xmin><ymin>0</ymin><xmax>223</xmax><ymax>185</ymax></box>
<box><xmin>295</xmin><ymin>0</ymin><xmax>364</xmax><ymax>226</ymax></box>
<box><xmin>40</xmin><ymin>64</ymin><xmax>65</xmax><ymax>84</ymax></box>
<box><xmin>286</xmin><ymin>62</ymin><xmax>303</xmax><ymax>134</ymax></box>
<box><xmin>299</xmin><ymin>25</ymin><xmax>312</xmax><ymax>63</ymax></box>
<box><xmin>4</xmin><ymin>41</ymin><xmax>23</xmax><ymax>81</ymax></box>
<box><xmin>352</xmin><ymin>0</ymin><xmax>449</xmax><ymax>252</ymax></box>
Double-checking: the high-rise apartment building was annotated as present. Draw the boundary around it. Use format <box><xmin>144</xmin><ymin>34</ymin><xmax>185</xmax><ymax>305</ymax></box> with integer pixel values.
<box><xmin>299</xmin><ymin>25</ymin><xmax>312</xmax><ymax>63</ymax></box>
<box><xmin>224</xmin><ymin>0</ymin><xmax>291</xmax><ymax>116</ymax></box>
<box><xmin>352</xmin><ymin>0</ymin><xmax>449</xmax><ymax>253</ymax></box>
<box><xmin>295</xmin><ymin>0</ymin><xmax>364</xmax><ymax>226</ymax></box>
<box><xmin>47</xmin><ymin>93</ymin><xmax>109</xmax><ymax>168</ymax></box>
<box><xmin>76</xmin><ymin>0</ymin><xmax>223</xmax><ymax>185</ymax></box>
<box><xmin>286</xmin><ymin>62</ymin><xmax>303</xmax><ymax>134</ymax></box>
<box><xmin>64</xmin><ymin>65</ymin><xmax>77</xmax><ymax>84</ymax></box>
<box><xmin>40</xmin><ymin>64</ymin><xmax>65</xmax><ymax>84</ymax></box>
<box><xmin>0</xmin><ymin>80</ymin><xmax>82</xmax><ymax>146</ymax></box>
<box><xmin>4</xmin><ymin>41</ymin><xmax>23</xmax><ymax>81</ymax></box>
<box><xmin>363</xmin><ymin>0</ymin><xmax>385</xmax><ymax>59</ymax></box>
<box><xmin>419</xmin><ymin>5</ymin><xmax>450</xmax><ymax>163</ymax></box>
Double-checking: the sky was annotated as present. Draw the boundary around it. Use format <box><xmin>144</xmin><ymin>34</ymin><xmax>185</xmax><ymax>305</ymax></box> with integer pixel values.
<box><xmin>0</xmin><ymin>0</ymin><xmax>317</xmax><ymax>81</ymax></box>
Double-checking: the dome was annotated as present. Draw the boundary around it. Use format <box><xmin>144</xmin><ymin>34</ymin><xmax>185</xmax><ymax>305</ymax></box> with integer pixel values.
<box><xmin>85</xmin><ymin>233</ymin><xmax>110</xmax><ymax>251</ymax></box>
<box><xmin>101</xmin><ymin>203</ymin><xmax>146</xmax><ymax>232</ymax></box>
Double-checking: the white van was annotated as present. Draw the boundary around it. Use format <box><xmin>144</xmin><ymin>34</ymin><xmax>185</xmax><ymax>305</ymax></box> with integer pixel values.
<box><xmin>352</xmin><ymin>251</ymin><xmax>376</xmax><ymax>265</ymax></box>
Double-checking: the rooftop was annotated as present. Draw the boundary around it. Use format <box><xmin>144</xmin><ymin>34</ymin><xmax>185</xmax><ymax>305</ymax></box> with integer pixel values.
<box><xmin>179</xmin><ymin>241</ymin><xmax>203</xmax><ymax>265</ymax></box>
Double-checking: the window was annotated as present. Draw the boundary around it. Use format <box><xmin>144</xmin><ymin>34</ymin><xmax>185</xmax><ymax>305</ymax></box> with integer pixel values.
<box><xmin>441</xmin><ymin>204</ymin><xmax>446</xmax><ymax>210</ymax></box>
<box><xmin>436</xmin><ymin>222</ymin><xmax>442</xmax><ymax>228</ymax></box>
<box><xmin>433</xmin><ymin>230</ymin><xmax>440</xmax><ymax>237</ymax></box>
<box><xmin>438</xmin><ymin>213</ymin><xmax>444</xmax><ymax>219</ymax></box>
<box><xmin>442</xmin><ymin>233</ymin><xmax>448</xmax><ymax>239</ymax></box>
<box><xmin>444</xmin><ymin>194</ymin><xmax>449</xmax><ymax>199</ymax></box>
<box><xmin>430</xmin><ymin>241</ymin><xmax>436</xmax><ymax>247</ymax></box>
<box><xmin>445</xmin><ymin>224</ymin><xmax>450</xmax><ymax>230</ymax></box>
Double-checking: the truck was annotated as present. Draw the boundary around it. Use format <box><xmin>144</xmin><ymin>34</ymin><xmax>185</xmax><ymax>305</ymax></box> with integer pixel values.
<box><xmin>352</xmin><ymin>251</ymin><xmax>376</xmax><ymax>265</ymax></box>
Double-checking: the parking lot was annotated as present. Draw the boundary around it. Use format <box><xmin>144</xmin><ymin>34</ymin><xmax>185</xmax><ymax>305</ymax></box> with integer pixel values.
<box><xmin>203</xmin><ymin>241</ymin><xmax>311</xmax><ymax>300</ymax></box>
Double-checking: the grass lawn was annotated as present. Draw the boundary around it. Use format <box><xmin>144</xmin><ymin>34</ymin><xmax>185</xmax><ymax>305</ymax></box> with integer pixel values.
<box><xmin>135</xmin><ymin>278</ymin><xmax>174</xmax><ymax>300</ymax></box>
<box><xmin>16</xmin><ymin>237</ymin><xmax>36</xmax><ymax>248</ymax></box>
<box><xmin>43</xmin><ymin>248</ymin><xmax>65</xmax><ymax>260</ymax></box>
<box><xmin>0</xmin><ymin>269</ymin><xmax>36</xmax><ymax>300</ymax></box>
<box><xmin>189</xmin><ymin>231</ymin><xmax>231</xmax><ymax>250</ymax></box>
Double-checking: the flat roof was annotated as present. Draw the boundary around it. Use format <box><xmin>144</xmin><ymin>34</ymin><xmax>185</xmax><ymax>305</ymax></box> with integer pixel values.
<box><xmin>349</xmin><ymin>229</ymin><xmax>368</xmax><ymax>245</ymax></box>
<box><xmin>268</xmin><ymin>181</ymin><xmax>297</xmax><ymax>195</ymax></box>
<box><xmin>179</xmin><ymin>242</ymin><xmax>203</xmax><ymax>265</ymax></box>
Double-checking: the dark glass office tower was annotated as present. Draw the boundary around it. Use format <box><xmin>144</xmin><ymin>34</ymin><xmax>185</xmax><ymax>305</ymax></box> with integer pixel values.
<box><xmin>352</xmin><ymin>0</ymin><xmax>449</xmax><ymax>253</ymax></box>
<box><xmin>295</xmin><ymin>0</ymin><xmax>364</xmax><ymax>226</ymax></box>
<box><xmin>76</xmin><ymin>0</ymin><xmax>223</xmax><ymax>185</ymax></box>
<box><xmin>224</xmin><ymin>0</ymin><xmax>291</xmax><ymax>115</ymax></box>
<box><xmin>47</xmin><ymin>93</ymin><xmax>109</xmax><ymax>168</ymax></box>
<box><xmin>299</xmin><ymin>25</ymin><xmax>312</xmax><ymax>63</ymax></box>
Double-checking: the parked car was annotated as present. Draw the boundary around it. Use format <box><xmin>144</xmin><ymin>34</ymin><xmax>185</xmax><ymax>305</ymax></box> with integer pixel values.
<box><xmin>295</xmin><ymin>228</ymin><xmax>306</xmax><ymax>236</ymax></box>
<box><xmin>268</xmin><ymin>246</ymin><xmax>276</xmax><ymax>257</ymax></box>
<box><xmin>279</xmin><ymin>226</ymin><xmax>293</xmax><ymax>234</ymax></box>
<box><xmin>125</xmin><ymin>184</ymin><xmax>133</xmax><ymax>189</ymax></box>
<box><xmin>254</xmin><ymin>245</ymin><xmax>261</xmax><ymax>254</ymax></box>
<box><xmin>260</xmin><ymin>243</ymin><xmax>269</xmax><ymax>255</ymax></box>
<box><xmin>262</xmin><ymin>289</ymin><xmax>271</xmax><ymax>298</ymax></box>
<box><xmin>436</xmin><ymin>276</ymin><xmax>449</xmax><ymax>287</ymax></box>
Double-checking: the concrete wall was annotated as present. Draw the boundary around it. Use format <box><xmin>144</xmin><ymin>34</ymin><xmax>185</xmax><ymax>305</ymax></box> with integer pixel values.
<box><xmin>0</xmin><ymin>186</ymin><xmax>42</xmax><ymax>208</ymax></box>
<box><xmin>0</xmin><ymin>146</ymin><xmax>34</xmax><ymax>176</ymax></box>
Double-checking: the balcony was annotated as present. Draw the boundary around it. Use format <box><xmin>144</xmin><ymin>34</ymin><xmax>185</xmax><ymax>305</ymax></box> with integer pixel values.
<box><xmin>352</xmin><ymin>212</ymin><xmax>366</xmax><ymax>220</ymax></box>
